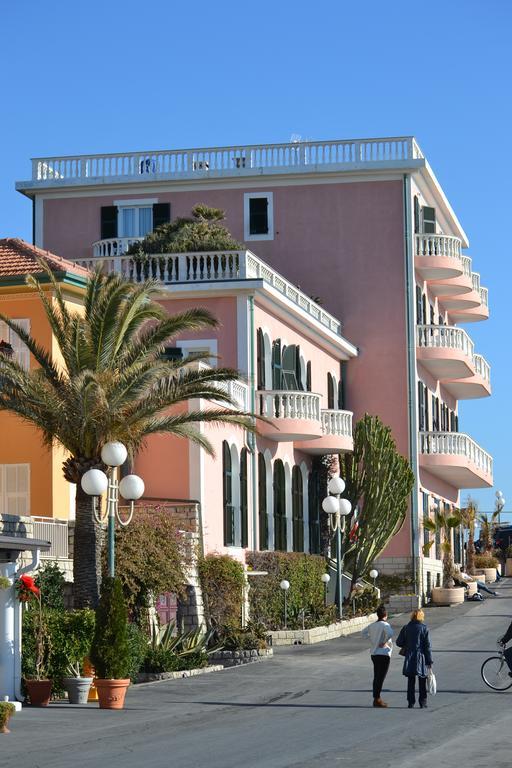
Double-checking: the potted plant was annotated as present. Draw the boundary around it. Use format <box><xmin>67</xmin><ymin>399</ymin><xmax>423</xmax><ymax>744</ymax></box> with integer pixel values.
<box><xmin>0</xmin><ymin>702</ymin><xmax>15</xmax><ymax>734</ymax></box>
<box><xmin>90</xmin><ymin>577</ymin><xmax>131</xmax><ymax>710</ymax></box>
<box><xmin>16</xmin><ymin>575</ymin><xmax>52</xmax><ymax>706</ymax></box>
<box><xmin>474</xmin><ymin>552</ymin><xmax>499</xmax><ymax>584</ymax></box>
<box><xmin>62</xmin><ymin>661</ymin><xmax>94</xmax><ymax>705</ymax></box>
<box><xmin>423</xmin><ymin>509</ymin><xmax>465</xmax><ymax>606</ymax></box>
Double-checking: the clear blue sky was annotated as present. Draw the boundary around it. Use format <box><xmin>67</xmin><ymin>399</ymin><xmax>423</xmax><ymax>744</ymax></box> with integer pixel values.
<box><xmin>1</xmin><ymin>0</ymin><xmax>510</xmax><ymax>515</ymax></box>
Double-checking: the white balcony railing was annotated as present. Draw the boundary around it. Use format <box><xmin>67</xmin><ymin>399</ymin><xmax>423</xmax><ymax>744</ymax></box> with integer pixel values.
<box><xmin>188</xmin><ymin>361</ymin><xmax>248</xmax><ymax>411</ymax></box>
<box><xmin>480</xmin><ymin>287</ymin><xmax>489</xmax><ymax>307</ymax></box>
<box><xmin>321</xmin><ymin>409</ymin><xmax>353</xmax><ymax>437</ymax></box>
<box><xmin>462</xmin><ymin>255</ymin><xmax>472</xmax><ymax>277</ymax></box>
<box><xmin>258</xmin><ymin>390</ymin><xmax>321</xmax><ymax>422</ymax></box>
<box><xmin>473</xmin><ymin>354</ymin><xmax>491</xmax><ymax>384</ymax></box>
<box><xmin>419</xmin><ymin>432</ymin><xmax>493</xmax><ymax>477</ymax></box>
<box><xmin>416</xmin><ymin>325</ymin><xmax>475</xmax><ymax>360</ymax></box>
<box><xmin>93</xmin><ymin>237</ymin><xmax>143</xmax><ymax>258</ymax></box>
<box><xmin>75</xmin><ymin>249</ymin><xmax>342</xmax><ymax>336</ymax></box>
<box><xmin>32</xmin><ymin>518</ymin><xmax>69</xmax><ymax>559</ymax></box>
<box><xmin>471</xmin><ymin>272</ymin><xmax>481</xmax><ymax>293</ymax></box>
<box><xmin>415</xmin><ymin>234</ymin><xmax>462</xmax><ymax>262</ymax></box>
<box><xmin>29</xmin><ymin>137</ymin><xmax>424</xmax><ymax>184</ymax></box>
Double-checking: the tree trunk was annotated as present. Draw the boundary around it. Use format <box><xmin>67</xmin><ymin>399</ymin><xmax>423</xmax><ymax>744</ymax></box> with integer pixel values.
<box><xmin>73</xmin><ymin>485</ymin><xmax>103</xmax><ymax>608</ymax></box>
<box><xmin>467</xmin><ymin>527</ymin><xmax>476</xmax><ymax>575</ymax></box>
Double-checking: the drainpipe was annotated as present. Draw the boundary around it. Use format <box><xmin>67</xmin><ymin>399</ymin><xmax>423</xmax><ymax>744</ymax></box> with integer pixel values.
<box><xmin>248</xmin><ymin>295</ymin><xmax>258</xmax><ymax>550</ymax></box>
<box><xmin>403</xmin><ymin>174</ymin><xmax>420</xmax><ymax>596</ymax></box>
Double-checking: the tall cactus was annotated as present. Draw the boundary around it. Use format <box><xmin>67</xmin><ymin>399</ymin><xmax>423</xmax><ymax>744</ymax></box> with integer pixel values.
<box><xmin>340</xmin><ymin>414</ymin><xmax>415</xmax><ymax>591</ymax></box>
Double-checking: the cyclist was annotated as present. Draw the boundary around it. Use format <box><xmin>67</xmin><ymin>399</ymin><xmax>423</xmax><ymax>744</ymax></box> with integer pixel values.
<box><xmin>498</xmin><ymin>622</ymin><xmax>512</xmax><ymax>674</ymax></box>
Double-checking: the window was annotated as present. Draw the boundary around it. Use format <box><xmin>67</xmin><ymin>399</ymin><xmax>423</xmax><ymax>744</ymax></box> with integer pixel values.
<box><xmin>256</xmin><ymin>329</ymin><xmax>265</xmax><ymax>390</ymax></box>
<box><xmin>292</xmin><ymin>467</ymin><xmax>304</xmax><ymax>552</ymax></box>
<box><xmin>240</xmin><ymin>448</ymin><xmax>248</xmax><ymax>548</ymax></box>
<box><xmin>273</xmin><ymin>460</ymin><xmax>287</xmax><ymax>551</ymax></box>
<box><xmin>0</xmin><ymin>464</ymin><xmax>30</xmax><ymax>516</ymax></box>
<box><xmin>423</xmin><ymin>492</ymin><xmax>430</xmax><ymax>549</ymax></box>
<box><xmin>416</xmin><ymin>286</ymin><xmax>423</xmax><ymax>324</ymax></box>
<box><xmin>308</xmin><ymin>473</ymin><xmax>321</xmax><ymax>554</ymax></box>
<box><xmin>100</xmin><ymin>202</ymin><xmax>170</xmax><ymax>240</ymax></box>
<box><xmin>272</xmin><ymin>339</ymin><xmax>282</xmax><ymax>389</ymax></box>
<box><xmin>327</xmin><ymin>373</ymin><xmax>335</xmax><ymax>410</ymax></box>
<box><xmin>432</xmin><ymin>396</ymin><xmax>440</xmax><ymax>431</ymax></box>
<box><xmin>281</xmin><ymin>344</ymin><xmax>299</xmax><ymax>390</ymax></box>
<box><xmin>414</xmin><ymin>196</ymin><xmax>421</xmax><ymax>234</ymax></box>
<box><xmin>120</xmin><ymin>206</ymin><xmax>153</xmax><ymax>237</ymax></box>
<box><xmin>418</xmin><ymin>382</ymin><xmax>429</xmax><ymax>431</ymax></box>
<box><xmin>306</xmin><ymin>361</ymin><xmax>312</xmax><ymax>392</ymax></box>
<box><xmin>337</xmin><ymin>371</ymin><xmax>344</xmax><ymax>410</ymax></box>
<box><xmin>222</xmin><ymin>442</ymin><xmax>234</xmax><ymax>546</ymax></box>
<box><xmin>178</xmin><ymin>339</ymin><xmax>217</xmax><ymax>366</ymax></box>
<box><xmin>244</xmin><ymin>193</ymin><xmax>274</xmax><ymax>241</ymax></box>
<box><xmin>0</xmin><ymin>319</ymin><xmax>30</xmax><ymax>370</ymax></box>
<box><xmin>258</xmin><ymin>453</ymin><xmax>268</xmax><ymax>550</ymax></box>
<box><xmin>422</xmin><ymin>206</ymin><xmax>436</xmax><ymax>234</ymax></box>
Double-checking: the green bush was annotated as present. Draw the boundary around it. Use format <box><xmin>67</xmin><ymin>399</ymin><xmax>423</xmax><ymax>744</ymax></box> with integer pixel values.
<box><xmin>90</xmin><ymin>577</ymin><xmax>131</xmax><ymax>679</ymax></box>
<box><xmin>344</xmin><ymin>587</ymin><xmax>379</xmax><ymax>618</ymax></box>
<box><xmin>217</xmin><ymin>623</ymin><xmax>267</xmax><ymax>651</ymax></box>
<box><xmin>474</xmin><ymin>553</ymin><xmax>500</xmax><ymax>569</ymax></box>
<box><xmin>245</xmin><ymin>551</ymin><xmax>328</xmax><ymax>630</ymax></box>
<box><xmin>35</xmin><ymin>562</ymin><xmax>65</xmax><ymax>611</ymax></box>
<box><xmin>126</xmin><ymin>623</ymin><xmax>149</xmax><ymax>681</ymax></box>
<box><xmin>375</xmin><ymin>573</ymin><xmax>413</xmax><ymax>599</ymax></box>
<box><xmin>198</xmin><ymin>554</ymin><xmax>245</xmax><ymax>629</ymax></box>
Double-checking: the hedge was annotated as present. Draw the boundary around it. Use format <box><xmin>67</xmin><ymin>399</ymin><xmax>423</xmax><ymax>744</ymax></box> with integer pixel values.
<box><xmin>198</xmin><ymin>554</ymin><xmax>245</xmax><ymax>629</ymax></box>
<box><xmin>246</xmin><ymin>551</ymin><xmax>332</xmax><ymax>630</ymax></box>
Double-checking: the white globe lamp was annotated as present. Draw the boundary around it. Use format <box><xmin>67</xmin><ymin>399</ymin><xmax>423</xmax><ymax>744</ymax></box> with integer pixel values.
<box><xmin>339</xmin><ymin>498</ymin><xmax>352</xmax><ymax>517</ymax></box>
<box><xmin>119</xmin><ymin>474</ymin><xmax>145</xmax><ymax>501</ymax></box>
<box><xmin>369</xmin><ymin>569</ymin><xmax>379</xmax><ymax>580</ymax></box>
<box><xmin>328</xmin><ymin>476</ymin><xmax>346</xmax><ymax>496</ymax></box>
<box><xmin>322</xmin><ymin>496</ymin><xmax>339</xmax><ymax>515</ymax></box>
<box><xmin>81</xmin><ymin>468</ymin><xmax>108</xmax><ymax>497</ymax></box>
<box><xmin>280</xmin><ymin>579</ymin><xmax>290</xmax><ymax>591</ymax></box>
<box><xmin>101</xmin><ymin>441</ymin><xmax>128</xmax><ymax>468</ymax></box>
<box><xmin>321</xmin><ymin>573</ymin><xmax>331</xmax><ymax>584</ymax></box>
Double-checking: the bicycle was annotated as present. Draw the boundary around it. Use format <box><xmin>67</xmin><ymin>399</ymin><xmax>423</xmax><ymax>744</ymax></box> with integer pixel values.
<box><xmin>481</xmin><ymin>643</ymin><xmax>512</xmax><ymax>691</ymax></box>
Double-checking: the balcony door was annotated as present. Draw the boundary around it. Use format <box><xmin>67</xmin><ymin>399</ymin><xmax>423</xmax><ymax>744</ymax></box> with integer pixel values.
<box><xmin>119</xmin><ymin>206</ymin><xmax>153</xmax><ymax>237</ymax></box>
<box><xmin>273</xmin><ymin>460</ymin><xmax>287</xmax><ymax>551</ymax></box>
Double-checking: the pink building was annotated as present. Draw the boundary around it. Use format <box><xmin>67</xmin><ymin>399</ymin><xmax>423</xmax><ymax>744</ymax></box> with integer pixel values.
<box><xmin>16</xmin><ymin>136</ymin><xmax>492</xmax><ymax>596</ymax></box>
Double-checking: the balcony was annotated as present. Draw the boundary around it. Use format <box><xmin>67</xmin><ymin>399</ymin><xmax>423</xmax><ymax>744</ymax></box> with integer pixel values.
<box><xmin>444</xmin><ymin>353</ymin><xmax>491</xmax><ymax>400</ymax></box>
<box><xmin>416</xmin><ymin>325</ymin><xmax>475</xmax><ymax>379</ymax></box>
<box><xmin>92</xmin><ymin>237</ymin><xmax>143</xmax><ymax>258</ymax></box>
<box><xmin>295</xmin><ymin>409</ymin><xmax>353</xmax><ymax>454</ymax></box>
<box><xmin>448</xmin><ymin>284</ymin><xmax>490</xmax><ymax>324</ymax></box>
<box><xmin>428</xmin><ymin>255</ymin><xmax>473</xmax><ymax>299</ymax></box>
<box><xmin>419</xmin><ymin>432</ymin><xmax>493</xmax><ymax>488</ymax></box>
<box><xmin>257</xmin><ymin>391</ymin><xmax>323</xmax><ymax>441</ymax></box>
<box><xmin>414</xmin><ymin>234</ymin><xmax>463</xmax><ymax>280</ymax></box>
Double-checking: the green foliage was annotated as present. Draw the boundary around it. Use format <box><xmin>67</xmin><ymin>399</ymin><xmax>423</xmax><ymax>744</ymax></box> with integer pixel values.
<box><xmin>216</xmin><ymin>622</ymin><xmax>268</xmax><ymax>651</ymax></box>
<box><xmin>423</xmin><ymin>509</ymin><xmax>462</xmax><ymax>588</ymax></box>
<box><xmin>126</xmin><ymin>204</ymin><xmax>243</xmax><ymax>255</ymax></box>
<box><xmin>0</xmin><ymin>575</ymin><xmax>10</xmax><ymax>589</ymax></box>
<box><xmin>90</xmin><ymin>578</ymin><xmax>131</xmax><ymax>679</ymax></box>
<box><xmin>506</xmin><ymin>545</ymin><xmax>512</xmax><ymax>559</ymax></box>
<box><xmin>115</xmin><ymin>507</ymin><xmax>188</xmax><ymax>617</ymax></box>
<box><xmin>35</xmin><ymin>562</ymin><xmax>65</xmax><ymax>611</ymax></box>
<box><xmin>344</xmin><ymin>587</ymin><xmax>379</xmax><ymax>618</ymax></box>
<box><xmin>460</xmin><ymin>498</ymin><xmax>478</xmax><ymax>575</ymax></box>
<box><xmin>0</xmin><ymin>702</ymin><xmax>15</xmax><ymax>727</ymax></box>
<box><xmin>246</xmin><ymin>551</ymin><xmax>328</xmax><ymax>630</ymax></box>
<box><xmin>474</xmin><ymin>553</ymin><xmax>500</xmax><ymax>569</ymax></box>
<box><xmin>478</xmin><ymin>512</ymin><xmax>499</xmax><ymax>553</ymax></box>
<box><xmin>199</xmin><ymin>554</ymin><xmax>246</xmax><ymax>629</ymax></box>
<box><xmin>125</xmin><ymin>623</ymin><xmax>149</xmax><ymax>681</ymax></box>
<box><xmin>340</xmin><ymin>414</ymin><xmax>415</xmax><ymax>588</ymax></box>
<box><xmin>22</xmin><ymin>608</ymin><xmax>94</xmax><ymax>691</ymax></box>
<box><xmin>140</xmin><ymin>622</ymin><xmax>216</xmax><ymax>674</ymax></box>
<box><xmin>375</xmin><ymin>573</ymin><xmax>413</xmax><ymax>599</ymax></box>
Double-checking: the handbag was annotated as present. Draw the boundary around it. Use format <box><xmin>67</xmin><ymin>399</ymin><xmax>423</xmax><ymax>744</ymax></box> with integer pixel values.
<box><xmin>399</xmin><ymin>646</ymin><xmax>406</xmax><ymax>657</ymax></box>
<box><xmin>427</xmin><ymin>668</ymin><xmax>437</xmax><ymax>695</ymax></box>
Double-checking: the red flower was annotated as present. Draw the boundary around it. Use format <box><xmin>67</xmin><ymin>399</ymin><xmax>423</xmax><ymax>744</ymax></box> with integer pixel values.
<box><xmin>18</xmin><ymin>574</ymin><xmax>40</xmax><ymax>598</ymax></box>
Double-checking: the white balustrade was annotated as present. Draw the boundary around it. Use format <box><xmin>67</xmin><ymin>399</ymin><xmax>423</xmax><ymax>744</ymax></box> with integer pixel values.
<box><xmin>32</xmin><ymin>518</ymin><xmax>69</xmax><ymax>559</ymax></box>
<box><xmin>473</xmin><ymin>354</ymin><xmax>491</xmax><ymax>384</ymax></box>
<box><xmin>415</xmin><ymin>234</ymin><xmax>462</xmax><ymax>262</ymax></box>
<box><xmin>185</xmin><ymin>361</ymin><xmax>248</xmax><ymax>410</ymax></box>
<box><xmin>419</xmin><ymin>432</ymin><xmax>493</xmax><ymax>477</ymax></box>
<box><xmin>258</xmin><ymin>390</ymin><xmax>321</xmax><ymax>422</ymax></box>
<box><xmin>30</xmin><ymin>137</ymin><xmax>423</xmax><ymax>183</ymax></box>
<box><xmin>471</xmin><ymin>272</ymin><xmax>481</xmax><ymax>293</ymax></box>
<box><xmin>75</xmin><ymin>249</ymin><xmax>342</xmax><ymax>336</ymax></box>
<box><xmin>462</xmin><ymin>255</ymin><xmax>472</xmax><ymax>277</ymax></box>
<box><xmin>321</xmin><ymin>409</ymin><xmax>353</xmax><ymax>437</ymax></box>
<box><xmin>92</xmin><ymin>237</ymin><xmax>143</xmax><ymax>258</ymax></box>
<box><xmin>480</xmin><ymin>287</ymin><xmax>489</xmax><ymax>307</ymax></box>
<box><xmin>416</xmin><ymin>325</ymin><xmax>474</xmax><ymax>359</ymax></box>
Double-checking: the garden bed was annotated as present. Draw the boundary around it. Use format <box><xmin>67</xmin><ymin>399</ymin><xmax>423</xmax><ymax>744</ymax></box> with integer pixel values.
<box><xmin>268</xmin><ymin>613</ymin><xmax>377</xmax><ymax>646</ymax></box>
<box><xmin>209</xmin><ymin>648</ymin><xmax>273</xmax><ymax>667</ymax></box>
<box><xmin>135</xmin><ymin>664</ymin><xmax>224</xmax><ymax>684</ymax></box>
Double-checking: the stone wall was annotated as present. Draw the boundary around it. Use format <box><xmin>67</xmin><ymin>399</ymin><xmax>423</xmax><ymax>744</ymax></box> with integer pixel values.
<box><xmin>209</xmin><ymin>648</ymin><xmax>273</xmax><ymax>667</ymax></box>
<box><xmin>385</xmin><ymin>593</ymin><xmax>421</xmax><ymax>614</ymax></box>
<box><xmin>268</xmin><ymin>613</ymin><xmax>377</xmax><ymax>646</ymax></box>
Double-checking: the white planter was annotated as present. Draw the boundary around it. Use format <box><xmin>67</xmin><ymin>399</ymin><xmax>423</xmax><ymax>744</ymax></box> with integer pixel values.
<box><xmin>476</xmin><ymin>568</ymin><xmax>497</xmax><ymax>583</ymax></box>
<box><xmin>430</xmin><ymin>586</ymin><xmax>465</xmax><ymax>606</ymax></box>
<box><xmin>466</xmin><ymin>581</ymin><xmax>478</xmax><ymax>597</ymax></box>
<box><xmin>506</xmin><ymin>559</ymin><xmax>512</xmax><ymax>577</ymax></box>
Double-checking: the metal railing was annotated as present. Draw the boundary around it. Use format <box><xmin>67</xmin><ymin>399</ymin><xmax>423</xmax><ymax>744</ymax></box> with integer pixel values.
<box><xmin>32</xmin><ymin>518</ymin><xmax>69</xmax><ymax>559</ymax></box>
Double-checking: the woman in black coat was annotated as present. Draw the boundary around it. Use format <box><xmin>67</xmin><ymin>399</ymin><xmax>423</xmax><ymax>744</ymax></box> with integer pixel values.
<box><xmin>396</xmin><ymin>609</ymin><xmax>433</xmax><ymax>708</ymax></box>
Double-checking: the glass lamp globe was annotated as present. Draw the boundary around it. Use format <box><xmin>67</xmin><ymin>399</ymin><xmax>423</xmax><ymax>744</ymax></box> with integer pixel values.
<box><xmin>328</xmin><ymin>476</ymin><xmax>346</xmax><ymax>496</ymax></box>
<box><xmin>369</xmin><ymin>569</ymin><xmax>379</xmax><ymax>580</ymax></box>
<box><xmin>119</xmin><ymin>474</ymin><xmax>145</xmax><ymax>501</ymax></box>
<box><xmin>496</xmin><ymin>490</ymin><xmax>503</xmax><ymax>498</ymax></box>
<box><xmin>321</xmin><ymin>573</ymin><xmax>331</xmax><ymax>584</ymax></box>
<box><xmin>81</xmin><ymin>468</ymin><xmax>108</xmax><ymax>496</ymax></box>
<box><xmin>322</xmin><ymin>496</ymin><xmax>339</xmax><ymax>515</ymax></box>
<box><xmin>101</xmin><ymin>441</ymin><xmax>128</xmax><ymax>468</ymax></box>
<box><xmin>280</xmin><ymin>579</ymin><xmax>290</xmax><ymax>591</ymax></box>
<box><xmin>339</xmin><ymin>498</ymin><xmax>352</xmax><ymax>517</ymax></box>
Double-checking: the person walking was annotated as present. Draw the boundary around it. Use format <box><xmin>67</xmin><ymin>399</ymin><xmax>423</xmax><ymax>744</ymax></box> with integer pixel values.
<box><xmin>362</xmin><ymin>604</ymin><xmax>393</xmax><ymax>708</ymax></box>
<box><xmin>396</xmin><ymin>608</ymin><xmax>433</xmax><ymax>709</ymax></box>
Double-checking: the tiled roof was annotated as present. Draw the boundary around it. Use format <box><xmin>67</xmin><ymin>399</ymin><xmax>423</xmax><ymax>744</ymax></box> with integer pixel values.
<box><xmin>0</xmin><ymin>238</ymin><xmax>89</xmax><ymax>279</ymax></box>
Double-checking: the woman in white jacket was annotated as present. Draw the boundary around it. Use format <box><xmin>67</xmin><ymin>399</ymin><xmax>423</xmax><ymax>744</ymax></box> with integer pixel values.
<box><xmin>362</xmin><ymin>605</ymin><xmax>394</xmax><ymax>708</ymax></box>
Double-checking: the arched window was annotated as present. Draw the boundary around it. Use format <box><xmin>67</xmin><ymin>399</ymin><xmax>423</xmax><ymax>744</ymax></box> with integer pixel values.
<box><xmin>327</xmin><ymin>373</ymin><xmax>335</xmax><ymax>409</ymax></box>
<box><xmin>273</xmin><ymin>460</ymin><xmax>287</xmax><ymax>551</ymax></box>
<box><xmin>292</xmin><ymin>466</ymin><xmax>304</xmax><ymax>552</ymax></box>
<box><xmin>222</xmin><ymin>441</ymin><xmax>234</xmax><ymax>546</ymax></box>
<box><xmin>308</xmin><ymin>473</ymin><xmax>320</xmax><ymax>554</ymax></box>
<box><xmin>258</xmin><ymin>453</ymin><xmax>268</xmax><ymax>550</ymax></box>
<box><xmin>240</xmin><ymin>448</ymin><xmax>248</xmax><ymax>548</ymax></box>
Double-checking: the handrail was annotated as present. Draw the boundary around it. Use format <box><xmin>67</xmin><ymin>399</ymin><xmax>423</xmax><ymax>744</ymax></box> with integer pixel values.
<box><xmin>415</xmin><ymin>233</ymin><xmax>462</xmax><ymax>261</ymax></box>
<box><xmin>257</xmin><ymin>390</ymin><xmax>321</xmax><ymax>421</ymax></box>
<box><xmin>416</xmin><ymin>324</ymin><xmax>474</xmax><ymax>359</ymax></box>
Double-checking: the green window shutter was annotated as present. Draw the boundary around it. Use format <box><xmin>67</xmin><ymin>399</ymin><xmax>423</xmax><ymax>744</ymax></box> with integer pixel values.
<box><xmin>222</xmin><ymin>442</ymin><xmax>234</xmax><ymax>546</ymax></box>
<box><xmin>422</xmin><ymin>206</ymin><xmax>436</xmax><ymax>234</ymax></box>
<box><xmin>272</xmin><ymin>339</ymin><xmax>282</xmax><ymax>389</ymax></box>
<box><xmin>292</xmin><ymin>466</ymin><xmax>304</xmax><ymax>552</ymax></box>
<box><xmin>306</xmin><ymin>361</ymin><xmax>312</xmax><ymax>392</ymax></box>
<box><xmin>327</xmin><ymin>373</ymin><xmax>335</xmax><ymax>409</ymax></box>
<box><xmin>240</xmin><ymin>448</ymin><xmax>248</xmax><ymax>548</ymax></box>
<box><xmin>256</xmin><ymin>329</ymin><xmax>265</xmax><ymax>390</ymax></box>
<box><xmin>281</xmin><ymin>344</ymin><xmax>298</xmax><ymax>390</ymax></box>
<box><xmin>153</xmin><ymin>203</ymin><xmax>171</xmax><ymax>229</ymax></box>
<box><xmin>100</xmin><ymin>206</ymin><xmax>118</xmax><ymax>239</ymax></box>
<box><xmin>258</xmin><ymin>453</ymin><xmax>268</xmax><ymax>550</ymax></box>
<box><xmin>414</xmin><ymin>196</ymin><xmax>421</xmax><ymax>234</ymax></box>
<box><xmin>273</xmin><ymin>460</ymin><xmax>286</xmax><ymax>551</ymax></box>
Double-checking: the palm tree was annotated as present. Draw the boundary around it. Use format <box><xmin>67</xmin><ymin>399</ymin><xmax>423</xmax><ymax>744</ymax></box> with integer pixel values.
<box><xmin>460</xmin><ymin>497</ymin><xmax>478</xmax><ymax>575</ymax></box>
<box><xmin>0</xmin><ymin>265</ymin><xmax>252</xmax><ymax>608</ymax></box>
<box><xmin>423</xmin><ymin>508</ymin><xmax>462</xmax><ymax>588</ymax></box>
<box><xmin>478</xmin><ymin>511</ymin><xmax>499</xmax><ymax>554</ymax></box>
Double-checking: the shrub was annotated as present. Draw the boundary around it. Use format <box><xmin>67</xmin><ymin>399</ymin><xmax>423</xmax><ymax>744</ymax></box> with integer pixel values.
<box><xmin>376</xmin><ymin>573</ymin><xmax>414</xmax><ymax>599</ymax></box>
<box><xmin>245</xmin><ymin>551</ymin><xmax>327</xmax><ymax>630</ymax></box>
<box><xmin>506</xmin><ymin>545</ymin><xmax>512</xmax><ymax>559</ymax></box>
<box><xmin>35</xmin><ymin>562</ymin><xmax>65</xmax><ymax>611</ymax></box>
<box><xmin>0</xmin><ymin>702</ymin><xmax>15</xmax><ymax>728</ymax></box>
<box><xmin>126</xmin><ymin>623</ymin><xmax>149</xmax><ymax>681</ymax></box>
<box><xmin>198</xmin><ymin>554</ymin><xmax>245</xmax><ymax>629</ymax></box>
<box><xmin>217</xmin><ymin>624</ymin><xmax>267</xmax><ymax>651</ymax></box>
<box><xmin>90</xmin><ymin>578</ymin><xmax>131</xmax><ymax>679</ymax></box>
<box><xmin>344</xmin><ymin>587</ymin><xmax>379</xmax><ymax>618</ymax></box>
<box><xmin>474</xmin><ymin>553</ymin><xmax>500</xmax><ymax>569</ymax></box>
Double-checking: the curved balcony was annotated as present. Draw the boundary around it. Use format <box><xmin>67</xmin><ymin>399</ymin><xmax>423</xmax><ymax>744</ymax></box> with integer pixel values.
<box><xmin>295</xmin><ymin>409</ymin><xmax>353</xmax><ymax>454</ymax></box>
<box><xmin>257</xmin><ymin>391</ymin><xmax>323</xmax><ymax>441</ymax></box>
<box><xmin>419</xmin><ymin>432</ymin><xmax>493</xmax><ymax>488</ymax></box>
<box><xmin>428</xmin><ymin>255</ymin><xmax>473</xmax><ymax>299</ymax></box>
<box><xmin>92</xmin><ymin>237</ymin><xmax>143</xmax><ymax>258</ymax></box>
<box><xmin>449</xmin><ymin>285</ymin><xmax>490</xmax><ymax>324</ymax></box>
<box><xmin>416</xmin><ymin>325</ymin><xmax>475</xmax><ymax>379</ymax></box>
<box><xmin>415</xmin><ymin>234</ymin><xmax>463</xmax><ymax>280</ymax></box>
<box><xmin>444</xmin><ymin>353</ymin><xmax>491</xmax><ymax>400</ymax></box>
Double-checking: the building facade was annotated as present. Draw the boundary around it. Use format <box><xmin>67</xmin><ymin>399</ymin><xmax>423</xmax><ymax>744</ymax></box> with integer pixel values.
<box><xmin>16</xmin><ymin>136</ymin><xmax>492</xmax><ymax>595</ymax></box>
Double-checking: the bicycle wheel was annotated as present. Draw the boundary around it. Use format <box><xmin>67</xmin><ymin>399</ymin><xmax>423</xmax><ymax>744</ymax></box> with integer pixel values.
<box><xmin>481</xmin><ymin>656</ymin><xmax>512</xmax><ymax>691</ymax></box>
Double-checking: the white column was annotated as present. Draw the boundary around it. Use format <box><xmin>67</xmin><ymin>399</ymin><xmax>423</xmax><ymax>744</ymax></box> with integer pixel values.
<box><xmin>0</xmin><ymin>561</ymin><xmax>21</xmax><ymax>702</ymax></box>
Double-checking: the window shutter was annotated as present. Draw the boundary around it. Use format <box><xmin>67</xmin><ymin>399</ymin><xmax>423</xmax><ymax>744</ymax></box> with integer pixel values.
<box><xmin>222</xmin><ymin>442</ymin><xmax>234</xmax><ymax>546</ymax></box>
<box><xmin>337</xmin><ymin>379</ymin><xmax>344</xmax><ymax>410</ymax></box>
<box><xmin>258</xmin><ymin>453</ymin><xmax>268</xmax><ymax>550</ymax></box>
<box><xmin>424</xmin><ymin>385</ymin><xmax>429</xmax><ymax>429</ymax></box>
<box><xmin>256</xmin><ymin>329</ymin><xmax>265</xmax><ymax>390</ymax></box>
<box><xmin>281</xmin><ymin>345</ymin><xmax>299</xmax><ymax>390</ymax></box>
<box><xmin>306</xmin><ymin>361</ymin><xmax>312</xmax><ymax>392</ymax></box>
<box><xmin>416</xmin><ymin>286</ymin><xmax>423</xmax><ymax>324</ymax></box>
<box><xmin>422</xmin><ymin>206</ymin><xmax>436</xmax><ymax>234</ymax></box>
<box><xmin>249</xmin><ymin>197</ymin><xmax>269</xmax><ymax>235</ymax></box>
<box><xmin>295</xmin><ymin>346</ymin><xmax>304</xmax><ymax>391</ymax></box>
<box><xmin>327</xmin><ymin>373</ymin><xmax>335</xmax><ymax>410</ymax></box>
<box><xmin>292</xmin><ymin>466</ymin><xmax>304</xmax><ymax>552</ymax></box>
<box><xmin>240</xmin><ymin>448</ymin><xmax>248</xmax><ymax>548</ymax></box>
<box><xmin>9</xmin><ymin>319</ymin><xmax>30</xmax><ymax>370</ymax></box>
<box><xmin>414</xmin><ymin>196</ymin><xmax>421</xmax><ymax>234</ymax></box>
<box><xmin>418</xmin><ymin>382</ymin><xmax>424</xmax><ymax>430</ymax></box>
<box><xmin>153</xmin><ymin>203</ymin><xmax>171</xmax><ymax>229</ymax></box>
<box><xmin>5</xmin><ymin>464</ymin><xmax>29</xmax><ymax>516</ymax></box>
<box><xmin>272</xmin><ymin>339</ymin><xmax>282</xmax><ymax>389</ymax></box>
<box><xmin>100</xmin><ymin>206</ymin><xmax>118</xmax><ymax>239</ymax></box>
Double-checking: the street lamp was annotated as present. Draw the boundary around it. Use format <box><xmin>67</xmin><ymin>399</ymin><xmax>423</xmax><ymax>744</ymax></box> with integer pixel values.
<box><xmin>321</xmin><ymin>572</ymin><xmax>330</xmax><ymax>606</ymax></box>
<box><xmin>496</xmin><ymin>491</ymin><xmax>506</xmax><ymax>526</ymax></box>
<box><xmin>81</xmin><ymin>442</ymin><xmax>145</xmax><ymax>577</ymax></box>
<box><xmin>369</xmin><ymin>568</ymin><xmax>379</xmax><ymax>590</ymax></box>
<box><xmin>322</xmin><ymin>476</ymin><xmax>352</xmax><ymax>620</ymax></box>
<box><xmin>280</xmin><ymin>579</ymin><xmax>290</xmax><ymax>629</ymax></box>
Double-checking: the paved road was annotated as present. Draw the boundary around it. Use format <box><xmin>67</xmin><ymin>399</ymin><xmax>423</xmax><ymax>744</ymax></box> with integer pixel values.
<box><xmin>3</xmin><ymin>581</ymin><xmax>512</xmax><ymax>768</ymax></box>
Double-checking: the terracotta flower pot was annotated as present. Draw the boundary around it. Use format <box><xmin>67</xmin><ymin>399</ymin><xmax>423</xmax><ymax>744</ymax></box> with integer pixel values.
<box><xmin>0</xmin><ymin>720</ymin><xmax>11</xmax><ymax>734</ymax></box>
<box><xmin>25</xmin><ymin>679</ymin><xmax>52</xmax><ymax>706</ymax></box>
<box><xmin>94</xmin><ymin>679</ymin><xmax>130</xmax><ymax>710</ymax></box>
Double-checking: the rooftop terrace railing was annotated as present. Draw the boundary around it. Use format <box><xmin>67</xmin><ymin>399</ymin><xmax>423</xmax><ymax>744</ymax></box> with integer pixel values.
<box><xmin>30</xmin><ymin>136</ymin><xmax>424</xmax><ymax>183</ymax></box>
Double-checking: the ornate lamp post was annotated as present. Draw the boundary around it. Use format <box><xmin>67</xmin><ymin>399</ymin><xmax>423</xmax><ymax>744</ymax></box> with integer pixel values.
<box><xmin>81</xmin><ymin>442</ymin><xmax>145</xmax><ymax>577</ymax></box>
<box><xmin>369</xmin><ymin>568</ymin><xmax>379</xmax><ymax>590</ymax></box>
<box><xmin>280</xmin><ymin>579</ymin><xmax>290</xmax><ymax>629</ymax></box>
<box><xmin>322</xmin><ymin>476</ymin><xmax>352</xmax><ymax>619</ymax></box>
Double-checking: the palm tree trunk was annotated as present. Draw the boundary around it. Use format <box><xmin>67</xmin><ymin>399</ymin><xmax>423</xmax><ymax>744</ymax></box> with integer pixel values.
<box><xmin>73</xmin><ymin>485</ymin><xmax>103</xmax><ymax>608</ymax></box>
<box><xmin>467</xmin><ymin>526</ymin><xmax>476</xmax><ymax>575</ymax></box>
